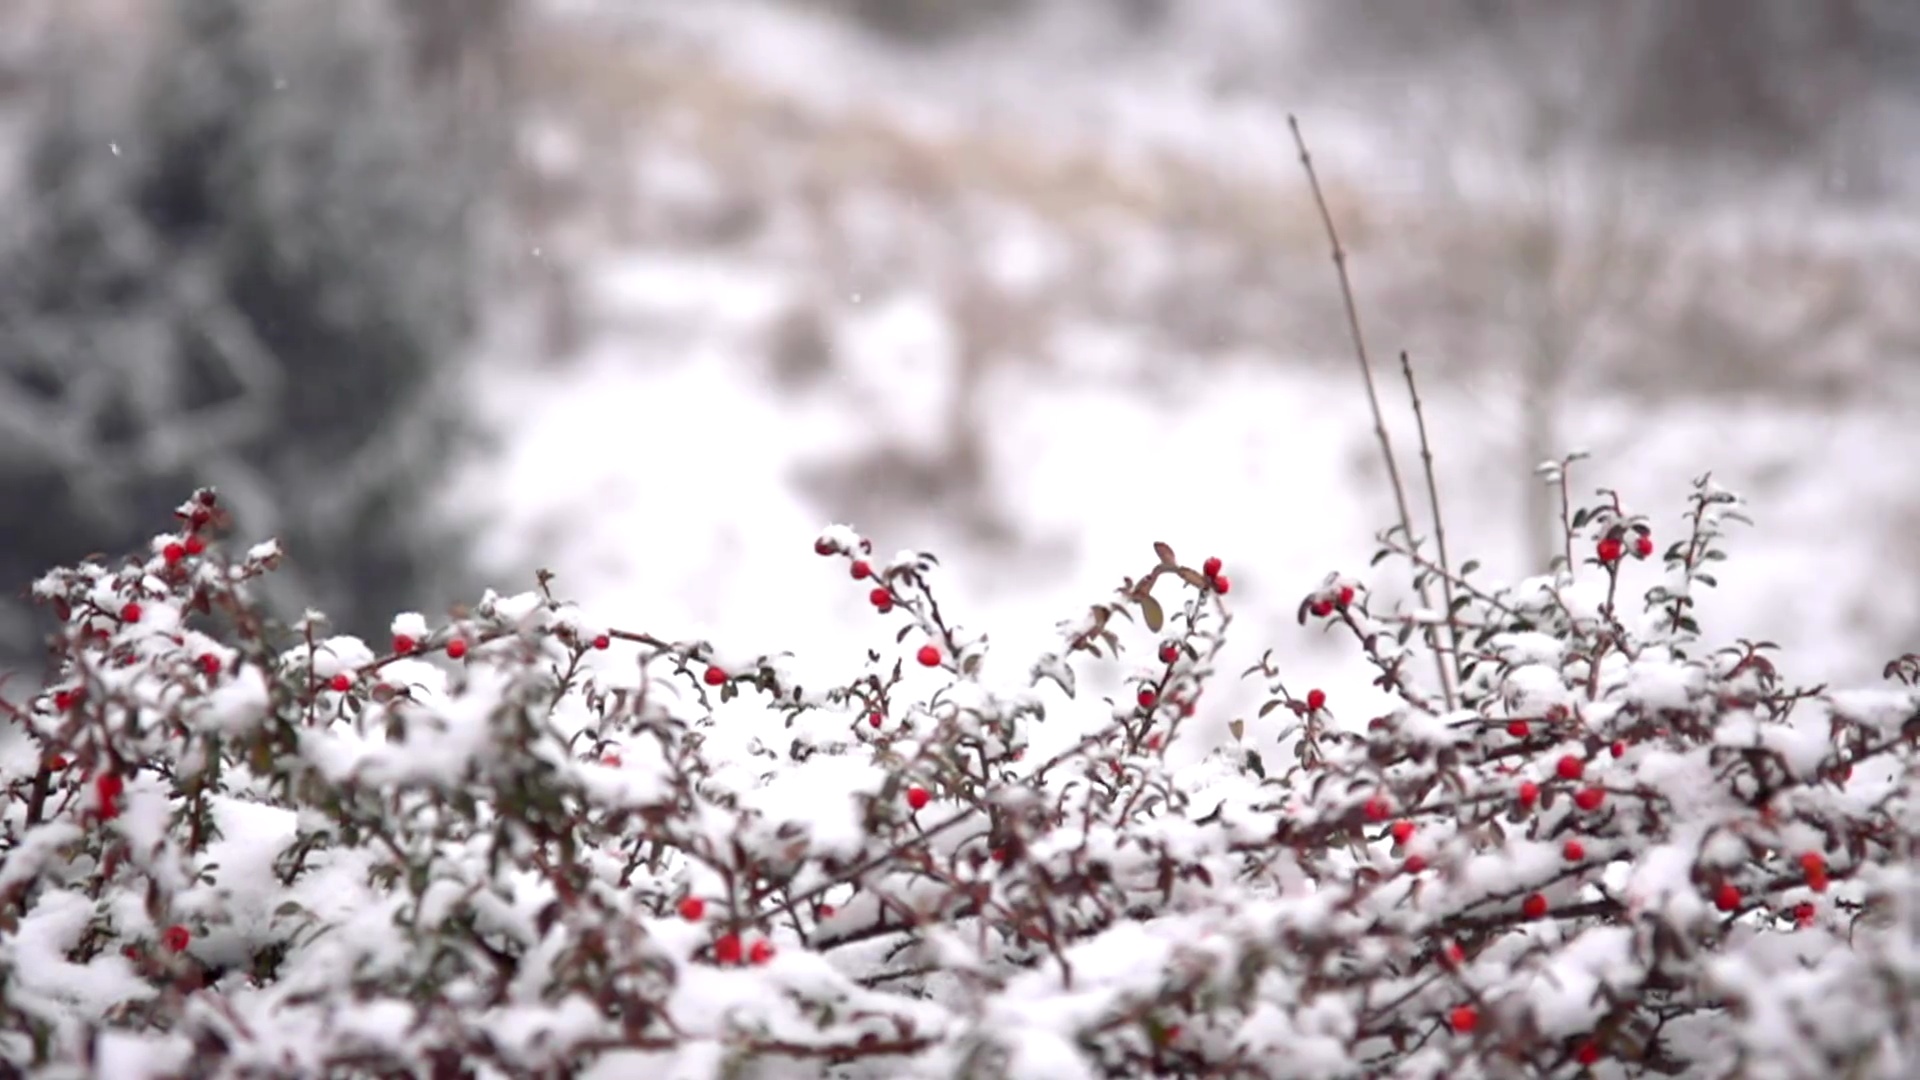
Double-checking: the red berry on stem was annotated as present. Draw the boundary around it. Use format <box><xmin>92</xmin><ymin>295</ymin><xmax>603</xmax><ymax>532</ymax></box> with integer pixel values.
<box><xmin>1506</xmin><ymin>720</ymin><xmax>1530</xmax><ymax>738</ymax></box>
<box><xmin>814</xmin><ymin>538</ymin><xmax>836</xmax><ymax>556</ymax></box>
<box><xmin>906</xmin><ymin>785</ymin><xmax>930</xmax><ymax>811</ymax></box>
<box><xmin>1449</xmin><ymin>1005</ymin><xmax>1478</xmax><ymax>1034</ymax></box>
<box><xmin>96</xmin><ymin>773</ymin><xmax>124</xmax><ymax>818</ymax></box>
<box><xmin>1597</xmin><ymin>536</ymin><xmax>1624</xmax><ymax>563</ymax></box>
<box><xmin>1573</xmin><ymin>787</ymin><xmax>1606</xmax><ymax>811</ymax></box>
<box><xmin>329</xmin><ymin>673</ymin><xmax>352</xmax><ymax>693</ymax></box>
<box><xmin>1634</xmin><ymin>534</ymin><xmax>1653</xmax><ymax>558</ymax></box>
<box><xmin>868</xmin><ymin>711</ymin><xmax>884</xmax><ymax>729</ymax></box>
<box><xmin>1403</xmin><ymin>854</ymin><xmax>1427</xmax><ymax>874</ymax></box>
<box><xmin>1203</xmin><ymin>556</ymin><xmax>1222</xmax><ymax>578</ymax></box>
<box><xmin>1390</xmin><ymin>820</ymin><xmax>1415</xmax><ymax>845</ymax></box>
<box><xmin>601</xmin><ymin>752</ymin><xmax>622</xmax><ymax>767</ymax></box>
<box><xmin>1159</xmin><ymin>642</ymin><xmax>1179</xmax><ymax>664</ymax></box>
<box><xmin>703</xmin><ymin>666</ymin><xmax>727</xmax><ymax>687</ymax></box>
<box><xmin>1794</xmin><ymin>901</ymin><xmax>1816</xmax><ymax>928</ymax></box>
<box><xmin>850</xmin><ymin>560</ymin><xmax>872</xmax><ymax>580</ymax></box>
<box><xmin>184</xmin><ymin>534</ymin><xmax>206</xmax><ymax>555</ymax></box>
<box><xmin>1555</xmin><ymin>754</ymin><xmax>1584</xmax><ymax>781</ymax></box>
<box><xmin>392</xmin><ymin>634</ymin><xmax>416</xmax><ymax>655</ymax></box>
<box><xmin>1714</xmin><ymin>882</ymin><xmax>1742</xmax><ymax>912</ymax></box>
<box><xmin>1518</xmin><ymin>781</ymin><xmax>1540</xmax><ymax>809</ymax></box>
<box><xmin>748</xmin><ymin>939</ymin><xmax>776</xmax><ymax>965</ymax></box>
<box><xmin>1563</xmin><ymin>839</ymin><xmax>1586</xmax><ymax>862</ymax></box>
<box><xmin>713</xmin><ymin>933</ymin><xmax>742</xmax><ymax>964</ymax></box>
<box><xmin>1338</xmin><ymin>585</ymin><xmax>1355</xmax><ymax>608</ymax></box>
<box><xmin>120</xmin><ymin>602</ymin><xmax>142</xmax><ymax>623</ymax></box>
<box><xmin>1310</xmin><ymin>599</ymin><xmax>1334</xmax><ymax>618</ymax></box>
<box><xmin>162</xmin><ymin>925</ymin><xmax>191</xmax><ymax>953</ymax></box>
<box><xmin>869</xmin><ymin>586</ymin><xmax>892</xmax><ymax>609</ymax></box>
<box><xmin>1610</xmin><ymin>740</ymin><xmax>1626</xmax><ymax>759</ymax></box>
<box><xmin>1522</xmin><ymin>893</ymin><xmax>1548</xmax><ymax>919</ymax></box>
<box><xmin>198</xmin><ymin>653</ymin><xmax>222</xmax><ymax>676</ymax></box>
<box><xmin>1137</xmin><ymin>688</ymin><xmax>1157</xmax><ymax>709</ymax></box>
<box><xmin>593</xmin><ymin>634</ymin><xmax>611</xmax><ymax>651</ymax></box>
<box><xmin>446</xmin><ymin>639</ymin><xmax>468</xmax><ymax>660</ymax></box>
<box><xmin>916</xmin><ymin>644</ymin><xmax>941</xmax><ymax>668</ymax></box>
<box><xmin>678</xmin><ymin>897</ymin><xmax>706</xmax><ymax>921</ymax></box>
<box><xmin>1575</xmin><ymin>1041</ymin><xmax>1601</xmax><ymax>1065</ymax></box>
<box><xmin>1363</xmin><ymin>796</ymin><xmax>1391</xmax><ymax>822</ymax></box>
<box><xmin>1443</xmin><ymin>941</ymin><xmax>1466</xmax><ymax>967</ymax></box>
<box><xmin>1211</xmin><ymin>574</ymin><xmax>1231</xmax><ymax>595</ymax></box>
<box><xmin>162</xmin><ymin>542</ymin><xmax>185</xmax><ymax>565</ymax></box>
<box><xmin>1306</xmin><ymin>688</ymin><xmax>1327</xmax><ymax>711</ymax></box>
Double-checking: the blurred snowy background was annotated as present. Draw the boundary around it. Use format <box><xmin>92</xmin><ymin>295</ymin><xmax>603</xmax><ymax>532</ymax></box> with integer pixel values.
<box><xmin>3</xmin><ymin>0</ymin><xmax>1918</xmax><ymax>754</ymax></box>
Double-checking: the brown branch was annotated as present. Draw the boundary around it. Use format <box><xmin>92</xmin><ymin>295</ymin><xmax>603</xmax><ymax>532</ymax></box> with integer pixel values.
<box><xmin>1288</xmin><ymin>115</ymin><xmax>1453</xmax><ymax>709</ymax></box>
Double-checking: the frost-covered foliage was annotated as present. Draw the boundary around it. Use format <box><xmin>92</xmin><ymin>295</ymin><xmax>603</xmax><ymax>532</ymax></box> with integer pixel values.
<box><xmin>3</xmin><ymin>475</ymin><xmax>1919</xmax><ymax>1079</ymax></box>
<box><xmin>0</xmin><ymin>0</ymin><xmax>479</xmax><ymax>662</ymax></box>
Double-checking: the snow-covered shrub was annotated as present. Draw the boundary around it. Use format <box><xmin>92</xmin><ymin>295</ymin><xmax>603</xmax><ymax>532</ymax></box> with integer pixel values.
<box><xmin>3</xmin><ymin>473</ymin><xmax>1919</xmax><ymax>1079</ymax></box>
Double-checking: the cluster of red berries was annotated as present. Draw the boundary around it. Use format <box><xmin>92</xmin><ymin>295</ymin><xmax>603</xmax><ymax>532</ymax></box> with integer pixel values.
<box><xmin>1308</xmin><ymin>584</ymin><xmax>1357</xmax><ymax>619</ymax></box>
<box><xmin>1202</xmin><ymin>556</ymin><xmax>1230</xmax><ymax>595</ymax></box>
<box><xmin>814</xmin><ymin>531</ymin><xmax>945</xmax><ymax>669</ymax></box>
<box><xmin>1596</xmin><ymin>530</ymin><xmax>1656</xmax><ymax>565</ymax></box>
<box><xmin>676</xmin><ymin>897</ymin><xmax>776</xmax><ymax>965</ymax></box>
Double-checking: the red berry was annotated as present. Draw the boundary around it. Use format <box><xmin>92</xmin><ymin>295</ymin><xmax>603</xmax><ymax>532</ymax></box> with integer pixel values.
<box><xmin>185</xmin><ymin>534</ymin><xmax>207</xmax><ymax>556</ymax></box>
<box><xmin>1137</xmin><ymin>688</ymin><xmax>1158</xmax><ymax>709</ymax></box>
<box><xmin>1522</xmin><ymin>893</ymin><xmax>1548</xmax><ymax>919</ymax></box>
<box><xmin>95</xmin><ymin>773</ymin><xmax>124</xmax><ymax>817</ymax></box>
<box><xmin>869</xmin><ymin>586</ymin><xmax>892</xmax><ymax>609</ymax></box>
<box><xmin>1404</xmin><ymin>854</ymin><xmax>1428</xmax><ymax>874</ymax></box>
<box><xmin>592</xmin><ymin>634</ymin><xmax>611</xmax><ymax>651</ymax></box>
<box><xmin>197</xmin><ymin>653</ymin><xmax>222</xmax><ymax>676</ymax></box>
<box><xmin>850</xmin><ymin>560</ymin><xmax>872</xmax><ymax>580</ymax></box>
<box><xmin>1597</xmin><ymin>536</ymin><xmax>1624</xmax><ymax>563</ymax></box>
<box><xmin>1203</xmin><ymin>556</ymin><xmax>1223</xmax><ymax>578</ymax></box>
<box><xmin>1443</xmin><ymin>941</ymin><xmax>1466</xmax><ymax>967</ymax></box>
<box><xmin>1633</xmin><ymin>534</ymin><xmax>1654</xmax><ymax>559</ymax></box>
<box><xmin>1555</xmin><ymin>755</ymin><xmax>1584</xmax><ymax>781</ymax></box>
<box><xmin>1310</xmin><ymin>599</ymin><xmax>1334</xmax><ymax>618</ymax></box>
<box><xmin>1794</xmin><ymin>901</ymin><xmax>1816</xmax><ymax>928</ymax></box>
<box><xmin>1573</xmin><ymin>787</ymin><xmax>1606</xmax><ymax>811</ymax></box>
<box><xmin>1211</xmin><ymin>574</ymin><xmax>1231</xmax><ymax>595</ymax></box>
<box><xmin>48</xmin><ymin>754</ymin><xmax>68</xmax><ymax>770</ymax></box>
<box><xmin>1575</xmin><ymin>1041</ymin><xmax>1601</xmax><ymax>1065</ymax></box>
<box><xmin>869</xmin><ymin>711</ymin><xmax>884</xmax><ymax>729</ymax></box>
<box><xmin>1563</xmin><ymin>839</ymin><xmax>1586</xmax><ymax>862</ymax></box>
<box><xmin>748</xmin><ymin>939</ymin><xmax>776</xmax><ymax>965</ymax></box>
<box><xmin>818</xmin><ymin>904</ymin><xmax>836</xmax><ymax>918</ymax></box>
<box><xmin>1714</xmin><ymin>882</ymin><xmax>1742</xmax><ymax>912</ymax></box>
<box><xmin>120</xmin><ymin>602</ymin><xmax>142</xmax><ymax>623</ymax></box>
<box><xmin>329</xmin><ymin>673</ymin><xmax>353</xmax><ymax>692</ymax></box>
<box><xmin>392</xmin><ymin>634</ymin><xmax>416</xmax><ymax>655</ymax></box>
<box><xmin>1337</xmin><ymin>585</ymin><xmax>1355</xmax><ymax>608</ymax></box>
<box><xmin>678</xmin><ymin>897</ymin><xmax>706</xmax><ymax>921</ymax></box>
<box><xmin>916</xmin><ymin>644</ymin><xmax>942</xmax><ymax>668</ymax></box>
<box><xmin>162</xmin><ymin>924</ymin><xmax>191</xmax><ymax>953</ymax></box>
<box><xmin>446</xmin><ymin>639</ymin><xmax>468</xmax><ymax>660</ymax></box>
<box><xmin>1449</xmin><ymin>1005</ymin><xmax>1478</xmax><ymax>1033</ymax></box>
<box><xmin>712</xmin><ymin>933</ymin><xmax>742</xmax><ymax>964</ymax></box>
<box><xmin>1801</xmin><ymin>852</ymin><xmax>1830</xmax><ymax>892</ymax></box>
<box><xmin>53</xmin><ymin>690</ymin><xmax>73</xmax><ymax>711</ymax></box>
<box><xmin>162</xmin><ymin>542</ymin><xmax>185</xmax><ymax>566</ymax></box>
<box><xmin>1305</xmin><ymin>688</ymin><xmax>1327</xmax><ymax>712</ymax></box>
<box><xmin>815</xmin><ymin>538</ymin><xmax>836</xmax><ymax>556</ymax></box>
<box><xmin>1363</xmin><ymin>796</ymin><xmax>1391</xmax><ymax>822</ymax></box>
<box><xmin>906</xmin><ymin>785</ymin><xmax>930</xmax><ymax>811</ymax></box>
<box><xmin>1159</xmin><ymin>642</ymin><xmax>1179</xmax><ymax>664</ymax></box>
<box><xmin>1390</xmin><ymin>820</ymin><xmax>1415</xmax><ymax>845</ymax></box>
<box><xmin>703</xmin><ymin>666</ymin><xmax>727</xmax><ymax>686</ymax></box>
<box><xmin>1610</xmin><ymin>740</ymin><xmax>1626</xmax><ymax>759</ymax></box>
<box><xmin>1145</xmin><ymin>732</ymin><xmax>1163</xmax><ymax>751</ymax></box>
<box><xmin>1506</xmin><ymin>720</ymin><xmax>1530</xmax><ymax>738</ymax></box>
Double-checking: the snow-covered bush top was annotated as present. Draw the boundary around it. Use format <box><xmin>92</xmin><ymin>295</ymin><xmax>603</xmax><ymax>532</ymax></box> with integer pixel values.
<box><xmin>3</xmin><ymin>478</ymin><xmax>1918</xmax><ymax>1079</ymax></box>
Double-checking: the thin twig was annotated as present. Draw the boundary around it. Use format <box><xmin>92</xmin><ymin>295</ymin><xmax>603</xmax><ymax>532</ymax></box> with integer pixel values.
<box><xmin>1287</xmin><ymin>115</ymin><xmax>1455</xmax><ymax>709</ymax></box>
<box><xmin>1398</xmin><ymin>351</ymin><xmax>1460</xmax><ymax>709</ymax></box>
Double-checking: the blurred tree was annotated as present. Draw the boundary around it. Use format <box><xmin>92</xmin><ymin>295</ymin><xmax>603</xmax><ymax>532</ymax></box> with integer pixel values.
<box><xmin>0</xmin><ymin>0</ymin><xmax>483</xmax><ymax>664</ymax></box>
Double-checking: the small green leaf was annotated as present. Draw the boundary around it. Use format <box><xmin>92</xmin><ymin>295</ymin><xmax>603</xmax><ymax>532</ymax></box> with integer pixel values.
<box><xmin>1460</xmin><ymin>559</ymin><xmax>1480</xmax><ymax>575</ymax></box>
<box><xmin>1139</xmin><ymin>594</ymin><xmax>1165</xmax><ymax>633</ymax></box>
